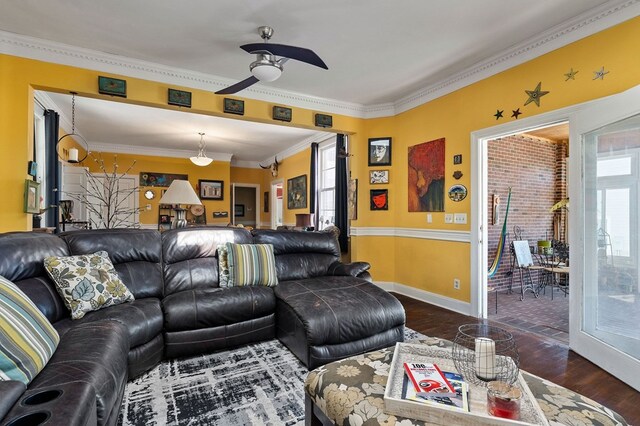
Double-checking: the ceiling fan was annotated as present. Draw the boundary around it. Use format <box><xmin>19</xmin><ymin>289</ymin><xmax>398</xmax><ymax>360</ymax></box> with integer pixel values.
<box><xmin>215</xmin><ymin>26</ymin><xmax>328</xmax><ymax>95</ymax></box>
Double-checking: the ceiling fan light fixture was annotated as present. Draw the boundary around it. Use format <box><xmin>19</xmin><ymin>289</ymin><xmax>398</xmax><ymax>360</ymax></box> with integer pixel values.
<box><xmin>190</xmin><ymin>132</ymin><xmax>213</xmax><ymax>167</ymax></box>
<box><xmin>250</xmin><ymin>57</ymin><xmax>283</xmax><ymax>82</ymax></box>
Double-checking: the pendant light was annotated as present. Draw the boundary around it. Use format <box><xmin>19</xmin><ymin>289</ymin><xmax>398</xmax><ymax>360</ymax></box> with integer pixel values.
<box><xmin>56</xmin><ymin>92</ymin><xmax>90</xmax><ymax>164</ymax></box>
<box><xmin>190</xmin><ymin>132</ymin><xmax>213</xmax><ymax>166</ymax></box>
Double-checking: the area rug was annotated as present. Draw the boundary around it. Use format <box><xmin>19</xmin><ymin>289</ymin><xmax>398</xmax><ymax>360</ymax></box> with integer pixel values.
<box><xmin>118</xmin><ymin>329</ymin><xmax>423</xmax><ymax>426</ymax></box>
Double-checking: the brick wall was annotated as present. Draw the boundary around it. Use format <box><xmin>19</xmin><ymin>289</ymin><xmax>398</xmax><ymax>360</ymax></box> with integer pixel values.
<box><xmin>487</xmin><ymin>135</ymin><xmax>567</xmax><ymax>291</ymax></box>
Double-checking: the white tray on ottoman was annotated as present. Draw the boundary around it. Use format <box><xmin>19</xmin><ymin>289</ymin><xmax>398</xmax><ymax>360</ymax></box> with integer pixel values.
<box><xmin>383</xmin><ymin>343</ymin><xmax>549</xmax><ymax>426</ymax></box>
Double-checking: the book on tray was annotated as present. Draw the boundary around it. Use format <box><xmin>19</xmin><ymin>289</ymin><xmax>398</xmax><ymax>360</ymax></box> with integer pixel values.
<box><xmin>402</xmin><ymin>362</ymin><xmax>469</xmax><ymax>412</ymax></box>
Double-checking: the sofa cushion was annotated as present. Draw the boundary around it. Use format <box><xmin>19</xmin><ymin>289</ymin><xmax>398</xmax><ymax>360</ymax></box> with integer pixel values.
<box><xmin>226</xmin><ymin>243</ymin><xmax>278</xmax><ymax>287</ymax></box>
<box><xmin>217</xmin><ymin>244</ymin><xmax>230</xmax><ymax>287</ymax></box>
<box><xmin>252</xmin><ymin>230</ymin><xmax>340</xmax><ymax>281</ymax></box>
<box><xmin>54</xmin><ymin>297</ymin><xmax>163</xmax><ymax>348</ymax></box>
<box><xmin>274</xmin><ymin>276</ymin><xmax>405</xmax><ymax>346</ymax></box>
<box><xmin>44</xmin><ymin>251</ymin><xmax>134</xmax><ymax>319</ymax></box>
<box><xmin>162</xmin><ymin>227</ymin><xmax>253</xmax><ymax>295</ymax></box>
<box><xmin>61</xmin><ymin>229</ymin><xmax>163</xmax><ymax>299</ymax></box>
<box><xmin>162</xmin><ymin>286</ymin><xmax>276</xmax><ymax>332</ymax></box>
<box><xmin>29</xmin><ymin>321</ymin><xmax>129</xmax><ymax>426</ymax></box>
<box><xmin>0</xmin><ymin>275</ymin><xmax>60</xmax><ymax>384</ymax></box>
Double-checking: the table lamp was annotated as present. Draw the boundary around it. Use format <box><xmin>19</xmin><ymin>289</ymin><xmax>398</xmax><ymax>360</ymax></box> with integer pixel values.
<box><xmin>159</xmin><ymin>180</ymin><xmax>202</xmax><ymax>229</ymax></box>
<box><xmin>295</xmin><ymin>213</ymin><xmax>313</xmax><ymax>231</ymax></box>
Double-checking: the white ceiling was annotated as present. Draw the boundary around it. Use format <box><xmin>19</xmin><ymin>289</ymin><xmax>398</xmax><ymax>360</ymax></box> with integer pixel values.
<box><xmin>2</xmin><ymin>0</ymin><xmax>632</xmax><ymax>163</ymax></box>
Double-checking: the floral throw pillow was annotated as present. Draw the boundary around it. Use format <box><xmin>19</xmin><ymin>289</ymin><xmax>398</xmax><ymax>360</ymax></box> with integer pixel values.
<box><xmin>44</xmin><ymin>251</ymin><xmax>134</xmax><ymax>319</ymax></box>
<box><xmin>218</xmin><ymin>244</ymin><xmax>231</xmax><ymax>288</ymax></box>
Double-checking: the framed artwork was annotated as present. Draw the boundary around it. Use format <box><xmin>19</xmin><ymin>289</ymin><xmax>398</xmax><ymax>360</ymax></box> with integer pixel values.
<box><xmin>198</xmin><ymin>179</ymin><xmax>224</xmax><ymax>200</ymax></box>
<box><xmin>448</xmin><ymin>184</ymin><xmax>468</xmax><ymax>202</ymax></box>
<box><xmin>213</xmin><ymin>211</ymin><xmax>229</xmax><ymax>218</ymax></box>
<box><xmin>408</xmin><ymin>138</ymin><xmax>445</xmax><ymax>212</ymax></box>
<box><xmin>368</xmin><ymin>137</ymin><xmax>392</xmax><ymax>166</ymax></box>
<box><xmin>370</xmin><ymin>189</ymin><xmax>388</xmax><ymax>211</ymax></box>
<box><xmin>287</xmin><ymin>175</ymin><xmax>307</xmax><ymax>209</ymax></box>
<box><xmin>348</xmin><ymin>179</ymin><xmax>358</xmax><ymax>220</ymax></box>
<box><xmin>264</xmin><ymin>191</ymin><xmax>269</xmax><ymax>213</ymax></box>
<box><xmin>369</xmin><ymin>170</ymin><xmax>389</xmax><ymax>184</ymax></box>
<box><xmin>224</xmin><ymin>98</ymin><xmax>244</xmax><ymax>115</ymax></box>
<box><xmin>314</xmin><ymin>113</ymin><xmax>333</xmax><ymax>128</ymax></box>
<box><xmin>24</xmin><ymin>179</ymin><xmax>40</xmax><ymax>214</ymax></box>
<box><xmin>168</xmin><ymin>88</ymin><xmax>192</xmax><ymax>108</ymax></box>
<box><xmin>98</xmin><ymin>76</ymin><xmax>127</xmax><ymax>97</ymax></box>
<box><xmin>273</xmin><ymin>106</ymin><xmax>292</xmax><ymax>122</ymax></box>
<box><xmin>234</xmin><ymin>204</ymin><xmax>245</xmax><ymax>217</ymax></box>
<box><xmin>140</xmin><ymin>172</ymin><xmax>188</xmax><ymax>187</ymax></box>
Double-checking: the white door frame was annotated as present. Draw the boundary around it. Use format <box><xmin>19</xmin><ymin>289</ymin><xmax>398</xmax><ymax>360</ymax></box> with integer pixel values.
<box><xmin>232</xmin><ymin>183</ymin><xmax>260</xmax><ymax>226</ymax></box>
<box><xmin>270</xmin><ymin>179</ymin><xmax>284</xmax><ymax>229</ymax></box>
<box><xmin>471</xmin><ymin>104</ymin><xmax>583</xmax><ymax>318</ymax></box>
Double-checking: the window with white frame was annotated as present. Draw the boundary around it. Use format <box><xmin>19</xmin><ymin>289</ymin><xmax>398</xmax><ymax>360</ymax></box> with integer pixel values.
<box><xmin>317</xmin><ymin>139</ymin><xmax>336</xmax><ymax>230</ymax></box>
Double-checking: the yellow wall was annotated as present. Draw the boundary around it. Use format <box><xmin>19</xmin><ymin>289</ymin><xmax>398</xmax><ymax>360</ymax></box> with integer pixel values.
<box><xmin>351</xmin><ymin>16</ymin><xmax>640</xmax><ymax>301</ymax></box>
<box><xmin>2</xmin><ymin>17</ymin><xmax>639</xmax><ymax>304</ymax></box>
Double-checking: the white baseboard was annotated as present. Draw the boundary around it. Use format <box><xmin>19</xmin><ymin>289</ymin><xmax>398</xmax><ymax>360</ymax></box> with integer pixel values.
<box><xmin>373</xmin><ymin>281</ymin><xmax>472</xmax><ymax>316</ymax></box>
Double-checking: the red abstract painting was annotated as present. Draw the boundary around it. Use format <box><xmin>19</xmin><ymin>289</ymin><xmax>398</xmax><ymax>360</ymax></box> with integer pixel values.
<box><xmin>408</xmin><ymin>138</ymin><xmax>445</xmax><ymax>212</ymax></box>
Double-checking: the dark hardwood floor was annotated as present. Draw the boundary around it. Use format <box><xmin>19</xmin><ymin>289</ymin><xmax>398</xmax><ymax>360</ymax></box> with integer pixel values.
<box><xmin>396</xmin><ymin>293</ymin><xmax>640</xmax><ymax>424</ymax></box>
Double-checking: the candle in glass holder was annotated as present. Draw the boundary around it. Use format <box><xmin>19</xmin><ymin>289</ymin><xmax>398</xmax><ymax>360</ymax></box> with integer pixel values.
<box><xmin>475</xmin><ymin>337</ymin><xmax>496</xmax><ymax>381</ymax></box>
<box><xmin>487</xmin><ymin>381</ymin><xmax>522</xmax><ymax>420</ymax></box>
<box><xmin>68</xmin><ymin>148</ymin><xmax>79</xmax><ymax>163</ymax></box>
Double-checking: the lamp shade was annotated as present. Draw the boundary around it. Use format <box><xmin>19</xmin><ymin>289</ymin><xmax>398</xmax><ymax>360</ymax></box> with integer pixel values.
<box><xmin>159</xmin><ymin>180</ymin><xmax>202</xmax><ymax>206</ymax></box>
<box><xmin>295</xmin><ymin>213</ymin><xmax>313</xmax><ymax>228</ymax></box>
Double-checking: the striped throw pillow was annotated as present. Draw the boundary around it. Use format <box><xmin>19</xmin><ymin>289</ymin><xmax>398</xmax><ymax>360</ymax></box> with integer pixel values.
<box><xmin>0</xmin><ymin>274</ymin><xmax>60</xmax><ymax>384</ymax></box>
<box><xmin>226</xmin><ymin>243</ymin><xmax>278</xmax><ymax>287</ymax></box>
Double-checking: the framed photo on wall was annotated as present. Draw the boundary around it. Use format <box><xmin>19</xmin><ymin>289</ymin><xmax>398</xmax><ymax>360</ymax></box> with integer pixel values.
<box><xmin>24</xmin><ymin>179</ymin><xmax>40</xmax><ymax>214</ymax></box>
<box><xmin>370</xmin><ymin>189</ymin><xmax>388</xmax><ymax>210</ymax></box>
<box><xmin>198</xmin><ymin>180</ymin><xmax>224</xmax><ymax>200</ymax></box>
<box><xmin>369</xmin><ymin>170</ymin><xmax>389</xmax><ymax>184</ymax></box>
<box><xmin>368</xmin><ymin>137</ymin><xmax>392</xmax><ymax>166</ymax></box>
<box><xmin>287</xmin><ymin>175</ymin><xmax>307</xmax><ymax>209</ymax></box>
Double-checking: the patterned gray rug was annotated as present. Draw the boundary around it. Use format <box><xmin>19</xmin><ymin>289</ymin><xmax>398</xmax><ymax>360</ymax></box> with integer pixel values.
<box><xmin>118</xmin><ymin>329</ymin><xmax>423</xmax><ymax>426</ymax></box>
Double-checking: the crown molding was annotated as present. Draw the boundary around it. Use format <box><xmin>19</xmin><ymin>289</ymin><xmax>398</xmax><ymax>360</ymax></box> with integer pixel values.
<box><xmin>90</xmin><ymin>142</ymin><xmax>234</xmax><ymax>162</ymax></box>
<box><xmin>5</xmin><ymin>0</ymin><xmax>638</xmax><ymax>119</ymax></box>
<box><xmin>391</xmin><ymin>0</ymin><xmax>640</xmax><ymax>115</ymax></box>
<box><xmin>231</xmin><ymin>160</ymin><xmax>261</xmax><ymax>169</ymax></box>
<box><xmin>0</xmin><ymin>30</ymin><xmax>368</xmax><ymax>118</ymax></box>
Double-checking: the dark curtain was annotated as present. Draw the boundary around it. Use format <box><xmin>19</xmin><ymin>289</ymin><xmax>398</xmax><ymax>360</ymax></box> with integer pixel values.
<box><xmin>309</xmin><ymin>142</ymin><xmax>319</xmax><ymax>229</ymax></box>
<box><xmin>335</xmin><ymin>134</ymin><xmax>348</xmax><ymax>252</ymax></box>
<box><xmin>44</xmin><ymin>110</ymin><xmax>60</xmax><ymax>230</ymax></box>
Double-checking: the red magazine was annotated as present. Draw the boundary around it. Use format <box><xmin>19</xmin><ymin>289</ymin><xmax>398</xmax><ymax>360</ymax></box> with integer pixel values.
<box><xmin>403</xmin><ymin>362</ymin><xmax>456</xmax><ymax>396</ymax></box>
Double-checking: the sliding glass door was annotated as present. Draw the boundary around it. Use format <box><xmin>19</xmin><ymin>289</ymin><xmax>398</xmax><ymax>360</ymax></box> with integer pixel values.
<box><xmin>570</xmin><ymin>85</ymin><xmax>640</xmax><ymax>391</ymax></box>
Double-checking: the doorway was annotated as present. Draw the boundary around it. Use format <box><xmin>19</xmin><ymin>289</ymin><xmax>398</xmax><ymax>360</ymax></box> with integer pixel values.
<box><xmin>232</xmin><ymin>183</ymin><xmax>259</xmax><ymax>227</ymax></box>
<box><xmin>485</xmin><ymin>125</ymin><xmax>569</xmax><ymax>343</ymax></box>
<box><xmin>270</xmin><ymin>180</ymin><xmax>283</xmax><ymax>229</ymax></box>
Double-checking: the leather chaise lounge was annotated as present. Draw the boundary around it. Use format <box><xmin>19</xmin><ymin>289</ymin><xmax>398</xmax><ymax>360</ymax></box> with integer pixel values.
<box><xmin>0</xmin><ymin>227</ymin><xmax>405</xmax><ymax>426</ymax></box>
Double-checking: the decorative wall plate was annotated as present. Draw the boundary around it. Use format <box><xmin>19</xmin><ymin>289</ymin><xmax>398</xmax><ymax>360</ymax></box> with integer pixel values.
<box><xmin>448</xmin><ymin>184</ymin><xmax>468</xmax><ymax>202</ymax></box>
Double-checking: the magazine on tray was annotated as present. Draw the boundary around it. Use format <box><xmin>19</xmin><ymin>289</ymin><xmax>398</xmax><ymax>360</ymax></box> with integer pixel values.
<box><xmin>403</xmin><ymin>362</ymin><xmax>456</xmax><ymax>396</ymax></box>
<box><xmin>402</xmin><ymin>369</ymin><xmax>470</xmax><ymax>412</ymax></box>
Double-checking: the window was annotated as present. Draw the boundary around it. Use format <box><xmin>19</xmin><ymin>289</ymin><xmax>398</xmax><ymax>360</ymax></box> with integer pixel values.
<box><xmin>317</xmin><ymin>139</ymin><xmax>336</xmax><ymax>230</ymax></box>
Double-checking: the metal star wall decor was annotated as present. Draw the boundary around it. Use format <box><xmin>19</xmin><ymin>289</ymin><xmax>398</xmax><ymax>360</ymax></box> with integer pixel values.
<box><xmin>494</xmin><ymin>109</ymin><xmax>504</xmax><ymax>120</ymax></box>
<box><xmin>564</xmin><ymin>68</ymin><xmax>578</xmax><ymax>81</ymax></box>
<box><xmin>511</xmin><ymin>108</ymin><xmax>522</xmax><ymax>119</ymax></box>
<box><xmin>524</xmin><ymin>82</ymin><xmax>549</xmax><ymax>107</ymax></box>
<box><xmin>593</xmin><ymin>66</ymin><xmax>609</xmax><ymax>80</ymax></box>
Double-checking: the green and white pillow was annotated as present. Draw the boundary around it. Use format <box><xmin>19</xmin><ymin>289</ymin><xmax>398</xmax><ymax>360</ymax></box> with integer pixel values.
<box><xmin>0</xmin><ymin>274</ymin><xmax>60</xmax><ymax>384</ymax></box>
<box><xmin>226</xmin><ymin>243</ymin><xmax>278</xmax><ymax>287</ymax></box>
<box><xmin>44</xmin><ymin>251</ymin><xmax>134</xmax><ymax>320</ymax></box>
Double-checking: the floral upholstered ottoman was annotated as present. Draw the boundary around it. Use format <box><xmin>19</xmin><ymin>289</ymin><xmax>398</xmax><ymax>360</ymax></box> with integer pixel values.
<box><xmin>304</xmin><ymin>337</ymin><xmax>629</xmax><ymax>426</ymax></box>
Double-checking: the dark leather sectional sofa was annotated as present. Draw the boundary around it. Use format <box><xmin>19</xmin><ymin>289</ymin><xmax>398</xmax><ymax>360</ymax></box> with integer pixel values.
<box><xmin>0</xmin><ymin>227</ymin><xmax>405</xmax><ymax>426</ymax></box>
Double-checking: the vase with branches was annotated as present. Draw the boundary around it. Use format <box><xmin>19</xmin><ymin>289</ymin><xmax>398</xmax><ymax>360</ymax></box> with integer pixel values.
<box><xmin>65</xmin><ymin>153</ymin><xmax>141</xmax><ymax>229</ymax></box>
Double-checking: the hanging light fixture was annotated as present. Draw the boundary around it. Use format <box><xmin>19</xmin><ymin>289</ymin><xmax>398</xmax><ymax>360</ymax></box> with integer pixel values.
<box><xmin>190</xmin><ymin>132</ymin><xmax>213</xmax><ymax>166</ymax></box>
<box><xmin>56</xmin><ymin>92</ymin><xmax>90</xmax><ymax>164</ymax></box>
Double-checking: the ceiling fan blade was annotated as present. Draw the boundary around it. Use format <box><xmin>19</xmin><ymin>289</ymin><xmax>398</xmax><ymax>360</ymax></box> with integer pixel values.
<box><xmin>241</xmin><ymin>43</ymin><xmax>328</xmax><ymax>69</ymax></box>
<box><xmin>215</xmin><ymin>76</ymin><xmax>259</xmax><ymax>94</ymax></box>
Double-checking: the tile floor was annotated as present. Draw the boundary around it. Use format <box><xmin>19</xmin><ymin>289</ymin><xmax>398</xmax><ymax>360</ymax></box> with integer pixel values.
<box><xmin>488</xmin><ymin>284</ymin><xmax>569</xmax><ymax>344</ymax></box>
